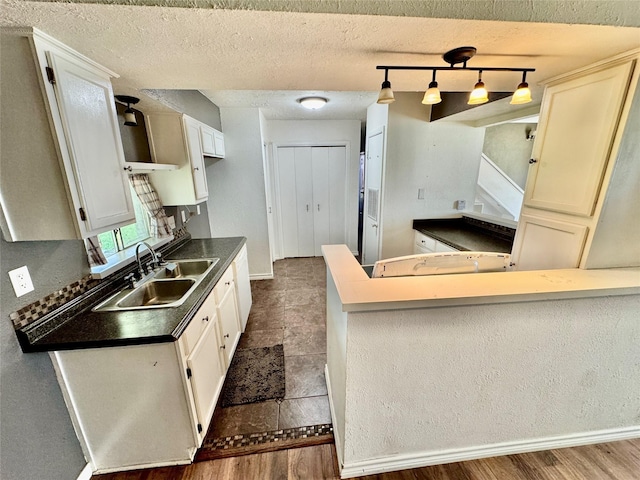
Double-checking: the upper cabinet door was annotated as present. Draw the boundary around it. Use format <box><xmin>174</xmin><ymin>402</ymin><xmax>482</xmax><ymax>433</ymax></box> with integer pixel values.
<box><xmin>524</xmin><ymin>61</ymin><xmax>633</xmax><ymax>217</ymax></box>
<box><xmin>183</xmin><ymin>117</ymin><xmax>208</xmax><ymax>201</ymax></box>
<box><xmin>45</xmin><ymin>50</ymin><xmax>134</xmax><ymax>235</ymax></box>
<box><xmin>213</xmin><ymin>130</ymin><xmax>225</xmax><ymax>158</ymax></box>
<box><xmin>200</xmin><ymin>124</ymin><xmax>216</xmax><ymax>156</ymax></box>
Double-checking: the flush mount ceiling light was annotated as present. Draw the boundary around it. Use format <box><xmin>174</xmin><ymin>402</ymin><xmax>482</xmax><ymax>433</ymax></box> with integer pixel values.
<box><xmin>376</xmin><ymin>46</ymin><xmax>535</xmax><ymax>107</ymax></box>
<box><xmin>114</xmin><ymin>95</ymin><xmax>140</xmax><ymax>126</ymax></box>
<box><xmin>298</xmin><ymin>97</ymin><xmax>328</xmax><ymax>110</ymax></box>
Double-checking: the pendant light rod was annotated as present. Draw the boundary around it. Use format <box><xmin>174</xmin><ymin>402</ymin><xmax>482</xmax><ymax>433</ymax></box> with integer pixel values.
<box><xmin>376</xmin><ymin>65</ymin><xmax>535</xmax><ymax>73</ymax></box>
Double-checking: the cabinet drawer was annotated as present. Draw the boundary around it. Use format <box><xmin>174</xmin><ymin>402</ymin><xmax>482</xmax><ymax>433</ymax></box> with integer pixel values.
<box><xmin>214</xmin><ymin>265</ymin><xmax>235</xmax><ymax>304</ymax></box>
<box><xmin>414</xmin><ymin>231</ymin><xmax>436</xmax><ymax>251</ymax></box>
<box><xmin>181</xmin><ymin>293</ymin><xmax>216</xmax><ymax>356</ymax></box>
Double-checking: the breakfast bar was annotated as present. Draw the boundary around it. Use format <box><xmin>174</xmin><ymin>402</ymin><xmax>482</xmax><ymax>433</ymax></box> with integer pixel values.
<box><xmin>323</xmin><ymin>244</ymin><xmax>640</xmax><ymax>478</ymax></box>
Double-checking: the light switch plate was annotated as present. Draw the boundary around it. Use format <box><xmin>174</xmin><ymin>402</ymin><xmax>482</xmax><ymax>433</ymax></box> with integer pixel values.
<box><xmin>418</xmin><ymin>188</ymin><xmax>425</xmax><ymax>200</ymax></box>
<box><xmin>8</xmin><ymin>265</ymin><xmax>34</xmax><ymax>297</ymax></box>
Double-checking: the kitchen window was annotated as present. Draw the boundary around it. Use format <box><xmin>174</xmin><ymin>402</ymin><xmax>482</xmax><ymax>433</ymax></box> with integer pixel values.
<box><xmin>97</xmin><ymin>190</ymin><xmax>150</xmax><ymax>256</ymax></box>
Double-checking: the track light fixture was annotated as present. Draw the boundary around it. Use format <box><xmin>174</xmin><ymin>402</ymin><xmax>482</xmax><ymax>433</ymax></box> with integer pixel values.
<box><xmin>114</xmin><ymin>95</ymin><xmax>140</xmax><ymax>126</ymax></box>
<box><xmin>376</xmin><ymin>46</ymin><xmax>535</xmax><ymax>107</ymax></box>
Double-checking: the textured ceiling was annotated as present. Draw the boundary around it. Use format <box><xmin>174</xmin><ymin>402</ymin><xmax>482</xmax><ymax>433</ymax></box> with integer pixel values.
<box><xmin>2</xmin><ymin>1</ymin><xmax>639</xmax><ymax>121</ymax></box>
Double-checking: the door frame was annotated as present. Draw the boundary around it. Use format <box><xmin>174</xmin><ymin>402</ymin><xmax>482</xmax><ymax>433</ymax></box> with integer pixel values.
<box><xmin>269</xmin><ymin>142</ymin><xmax>351</xmax><ymax>260</ymax></box>
<box><xmin>362</xmin><ymin>126</ymin><xmax>387</xmax><ymax>265</ymax></box>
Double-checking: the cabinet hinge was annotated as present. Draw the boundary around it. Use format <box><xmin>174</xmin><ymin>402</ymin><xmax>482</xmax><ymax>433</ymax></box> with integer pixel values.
<box><xmin>197</xmin><ymin>423</ymin><xmax>203</xmax><ymax>433</ymax></box>
<box><xmin>46</xmin><ymin>66</ymin><xmax>56</xmax><ymax>84</ymax></box>
<box><xmin>186</xmin><ymin>367</ymin><xmax>192</xmax><ymax>378</ymax></box>
<box><xmin>78</xmin><ymin>207</ymin><xmax>86</xmax><ymax>221</ymax></box>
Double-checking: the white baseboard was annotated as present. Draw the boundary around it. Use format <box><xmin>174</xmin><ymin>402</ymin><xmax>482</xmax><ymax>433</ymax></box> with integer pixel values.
<box><xmin>325</xmin><ymin>364</ymin><xmax>344</xmax><ymax>471</ymax></box>
<box><xmin>340</xmin><ymin>426</ymin><xmax>640</xmax><ymax>478</ymax></box>
<box><xmin>250</xmin><ymin>273</ymin><xmax>274</xmax><ymax>280</ymax></box>
<box><xmin>77</xmin><ymin>464</ymin><xmax>92</xmax><ymax>480</ymax></box>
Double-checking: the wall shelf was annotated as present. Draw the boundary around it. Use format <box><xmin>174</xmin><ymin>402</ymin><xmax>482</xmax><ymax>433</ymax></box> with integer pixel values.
<box><xmin>124</xmin><ymin>161</ymin><xmax>178</xmax><ymax>172</ymax></box>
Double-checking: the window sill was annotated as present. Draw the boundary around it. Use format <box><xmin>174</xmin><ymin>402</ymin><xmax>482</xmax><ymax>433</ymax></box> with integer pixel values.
<box><xmin>90</xmin><ymin>235</ymin><xmax>174</xmax><ymax>279</ymax></box>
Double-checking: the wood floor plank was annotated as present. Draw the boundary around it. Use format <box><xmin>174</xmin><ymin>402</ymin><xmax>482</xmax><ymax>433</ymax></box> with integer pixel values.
<box><xmin>288</xmin><ymin>445</ymin><xmax>339</xmax><ymax>479</ymax></box>
<box><xmin>93</xmin><ymin>439</ymin><xmax>640</xmax><ymax>480</ymax></box>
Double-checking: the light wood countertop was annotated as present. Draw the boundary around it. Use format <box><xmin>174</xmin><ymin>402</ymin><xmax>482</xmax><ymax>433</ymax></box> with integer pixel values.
<box><xmin>322</xmin><ymin>244</ymin><xmax>640</xmax><ymax>312</ymax></box>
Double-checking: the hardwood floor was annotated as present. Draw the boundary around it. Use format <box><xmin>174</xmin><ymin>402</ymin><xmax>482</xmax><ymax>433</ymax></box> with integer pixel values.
<box><xmin>95</xmin><ymin>439</ymin><xmax>640</xmax><ymax>479</ymax></box>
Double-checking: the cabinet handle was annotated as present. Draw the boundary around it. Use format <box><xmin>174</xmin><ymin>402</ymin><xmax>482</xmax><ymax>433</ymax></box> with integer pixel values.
<box><xmin>203</xmin><ymin>316</ymin><xmax>209</xmax><ymax>322</ymax></box>
<box><xmin>225</xmin><ymin>281</ymin><xmax>232</xmax><ymax>286</ymax></box>
<box><xmin>224</xmin><ymin>333</ymin><xmax>229</xmax><ymax>338</ymax></box>
<box><xmin>529</xmin><ymin>158</ymin><xmax>538</xmax><ymax>164</ymax></box>
<box><xmin>194</xmin><ymin>167</ymin><xmax>200</xmax><ymax>171</ymax></box>
<box><xmin>306</xmin><ymin>204</ymin><xmax>309</xmax><ymax>212</ymax></box>
<box><xmin>123</xmin><ymin>166</ymin><xmax>132</xmax><ymax>172</ymax></box>
<box><xmin>317</xmin><ymin>204</ymin><xmax>320</xmax><ymax>212</ymax></box>
<box><xmin>220</xmin><ymin>345</ymin><xmax>226</xmax><ymax>350</ymax></box>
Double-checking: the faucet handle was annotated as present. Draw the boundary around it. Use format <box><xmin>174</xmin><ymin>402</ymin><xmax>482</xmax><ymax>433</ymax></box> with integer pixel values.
<box><xmin>156</xmin><ymin>252</ymin><xmax>167</xmax><ymax>267</ymax></box>
<box><xmin>124</xmin><ymin>272</ymin><xmax>136</xmax><ymax>288</ymax></box>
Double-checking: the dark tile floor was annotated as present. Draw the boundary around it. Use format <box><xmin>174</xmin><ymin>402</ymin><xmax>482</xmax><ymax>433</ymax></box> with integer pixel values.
<box><xmin>209</xmin><ymin>257</ymin><xmax>330</xmax><ymax>438</ymax></box>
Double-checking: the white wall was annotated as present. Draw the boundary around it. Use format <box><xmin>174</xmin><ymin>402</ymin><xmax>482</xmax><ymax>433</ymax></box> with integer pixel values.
<box><xmin>205</xmin><ymin>107</ymin><xmax>272</xmax><ymax>277</ymax></box>
<box><xmin>482</xmin><ymin>123</ymin><xmax>536</xmax><ymax>189</ymax></box>
<box><xmin>339</xmin><ymin>293</ymin><xmax>640</xmax><ymax>471</ymax></box>
<box><xmin>380</xmin><ymin>93</ymin><xmax>486</xmax><ymax>259</ymax></box>
<box><xmin>265</xmin><ymin>119</ymin><xmax>362</xmax><ymax>254</ymax></box>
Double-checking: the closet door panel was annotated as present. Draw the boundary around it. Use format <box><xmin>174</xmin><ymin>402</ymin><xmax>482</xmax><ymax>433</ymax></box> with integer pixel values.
<box><xmin>328</xmin><ymin>146</ymin><xmax>347</xmax><ymax>245</ymax></box>
<box><xmin>277</xmin><ymin>147</ymin><xmax>298</xmax><ymax>257</ymax></box>
<box><xmin>312</xmin><ymin>147</ymin><xmax>330</xmax><ymax>256</ymax></box>
<box><xmin>294</xmin><ymin>147</ymin><xmax>315</xmax><ymax>257</ymax></box>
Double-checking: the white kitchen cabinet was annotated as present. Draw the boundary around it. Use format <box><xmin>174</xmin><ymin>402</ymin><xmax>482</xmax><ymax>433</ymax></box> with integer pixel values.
<box><xmin>200</xmin><ymin>123</ymin><xmax>226</xmax><ymax>158</ymax></box>
<box><xmin>413</xmin><ymin>230</ymin><xmax>459</xmax><ymax>254</ymax></box>
<box><xmin>232</xmin><ymin>244</ymin><xmax>252</xmax><ymax>332</ymax></box>
<box><xmin>49</xmin><ymin>261</ymin><xmax>246</xmax><ymax>473</ymax></box>
<box><xmin>214</xmin><ymin>265</ymin><xmax>241</xmax><ymax>367</ymax></box>
<box><xmin>512</xmin><ymin>51</ymin><xmax>639</xmax><ymax>270</ymax></box>
<box><xmin>185</xmin><ymin>311</ymin><xmax>224</xmax><ymax>443</ymax></box>
<box><xmin>277</xmin><ymin>146</ymin><xmax>347</xmax><ymax>257</ymax></box>
<box><xmin>145</xmin><ymin>113</ymin><xmax>209</xmax><ymax>205</ymax></box>
<box><xmin>0</xmin><ymin>28</ymin><xmax>134</xmax><ymax>241</ymax></box>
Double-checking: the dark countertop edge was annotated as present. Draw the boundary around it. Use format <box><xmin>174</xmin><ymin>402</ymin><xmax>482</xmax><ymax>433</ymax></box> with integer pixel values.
<box><xmin>412</xmin><ymin>217</ymin><xmax>515</xmax><ymax>252</ymax></box>
<box><xmin>17</xmin><ymin>236</ymin><xmax>246</xmax><ymax>353</ymax></box>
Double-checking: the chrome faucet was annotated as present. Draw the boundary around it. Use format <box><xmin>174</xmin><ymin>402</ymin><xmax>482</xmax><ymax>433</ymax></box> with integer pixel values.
<box><xmin>135</xmin><ymin>241</ymin><xmax>159</xmax><ymax>278</ymax></box>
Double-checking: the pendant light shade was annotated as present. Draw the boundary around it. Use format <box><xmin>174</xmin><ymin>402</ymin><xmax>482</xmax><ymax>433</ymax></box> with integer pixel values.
<box><xmin>377</xmin><ymin>80</ymin><xmax>395</xmax><ymax>104</ymax></box>
<box><xmin>510</xmin><ymin>72</ymin><xmax>532</xmax><ymax>104</ymax></box>
<box><xmin>468</xmin><ymin>71</ymin><xmax>489</xmax><ymax>105</ymax></box>
<box><xmin>422</xmin><ymin>71</ymin><xmax>441</xmax><ymax>105</ymax></box>
<box><xmin>115</xmin><ymin>95</ymin><xmax>140</xmax><ymax>127</ymax></box>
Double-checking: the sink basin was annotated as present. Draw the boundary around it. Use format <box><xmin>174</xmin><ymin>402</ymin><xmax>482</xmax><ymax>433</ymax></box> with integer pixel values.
<box><xmin>117</xmin><ymin>279</ymin><xmax>195</xmax><ymax>308</ymax></box>
<box><xmin>92</xmin><ymin>257</ymin><xmax>219</xmax><ymax>312</ymax></box>
<box><xmin>153</xmin><ymin>259</ymin><xmax>218</xmax><ymax>279</ymax></box>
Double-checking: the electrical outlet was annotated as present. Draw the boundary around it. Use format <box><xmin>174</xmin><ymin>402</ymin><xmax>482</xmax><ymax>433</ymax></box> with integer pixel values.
<box><xmin>456</xmin><ymin>200</ymin><xmax>467</xmax><ymax>210</ymax></box>
<box><xmin>181</xmin><ymin>210</ymin><xmax>187</xmax><ymax>223</ymax></box>
<box><xmin>8</xmin><ymin>265</ymin><xmax>34</xmax><ymax>297</ymax></box>
<box><xmin>196</xmin><ymin>205</ymin><xmax>201</xmax><ymax>215</ymax></box>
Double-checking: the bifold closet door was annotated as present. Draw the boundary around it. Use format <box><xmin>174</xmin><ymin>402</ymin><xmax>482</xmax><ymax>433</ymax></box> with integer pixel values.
<box><xmin>277</xmin><ymin>145</ymin><xmax>346</xmax><ymax>258</ymax></box>
<box><xmin>312</xmin><ymin>147</ymin><xmax>346</xmax><ymax>256</ymax></box>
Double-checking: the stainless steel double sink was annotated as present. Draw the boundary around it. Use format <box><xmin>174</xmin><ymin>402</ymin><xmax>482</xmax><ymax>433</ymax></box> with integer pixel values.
<box><xmin>92</xmin><ymin>258</ymin><xmax>219</xmax><ymax>312</ymax></box>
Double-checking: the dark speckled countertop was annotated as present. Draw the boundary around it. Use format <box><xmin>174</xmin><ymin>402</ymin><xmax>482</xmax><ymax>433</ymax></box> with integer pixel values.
<box><xmin>17</xmin><ymin>237</ymin><xmax>246</xmax><ymax>352</ymax></box>
<box><xmin>413</xmin><ymin>216</ymin><xmax>515</xmax><ymax>253</ymax></box>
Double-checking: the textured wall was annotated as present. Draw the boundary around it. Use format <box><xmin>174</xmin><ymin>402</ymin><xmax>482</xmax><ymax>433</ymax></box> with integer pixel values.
<box><xmin>205</xmin><ymin>107</ymin><xmax>272</xmax><ymax>276</ymax></box>
<box><xmin>342</xmin><ymin>294</ymin><xmax>640</xmax><ymax>465</ymax></box>
<box><xmin>0</xmin><ymin>238</ymin><xmax>88</xmax><ymax>480</ymax></box>
<box><xmin>482</xmin><ymin>123</ymin><xmax>536</xmax><ymax>189</ymax></box>
<box><xmin>585</xmin><ymin>81</ymin><xmax>640</xmax><ymax>268</ymax></box>
<box><xmin>381</xmin><ymin>92</ymin><xmax>485</xmax><ymax>259</ymax></box>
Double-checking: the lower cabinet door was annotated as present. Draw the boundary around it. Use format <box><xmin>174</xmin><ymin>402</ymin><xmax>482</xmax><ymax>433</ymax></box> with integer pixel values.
<box><xmin>187</xmin><ymin>315</ymin><xmax>224</xmax><ymax>442</ymax></box>
<box><xmin>218</xmin><ymin>288</ymin><xmax>241</xmax><ymax>367</ymax></box>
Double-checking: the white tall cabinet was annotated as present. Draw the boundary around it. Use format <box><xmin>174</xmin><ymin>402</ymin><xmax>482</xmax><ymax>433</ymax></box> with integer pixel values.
<box><xmin>0</xmin><ymin>28</ymin><xmax>134</xmax><ymax>240</ymax></box>
<box><xmin>512</xmin><ymin>50</ymin><xmax>639</xmax><ymax>270</ymax></box>
<box><xmin>276</xmin><ymin>146</ymin><xmax>347</xmax><ymax>257</ymax></box>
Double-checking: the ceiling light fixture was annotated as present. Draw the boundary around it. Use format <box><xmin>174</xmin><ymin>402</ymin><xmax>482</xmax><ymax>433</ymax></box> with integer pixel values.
<box><xmin>376</xmin><ymin>46</ymin><xmax>535</xmax><ymax>107</ymax></box>
<box><xmin>114</xmin><ymin>95</ymin><xmax>140</xmax><ymax>126</ymax></box>
<box><xmin>421</xmin><ymin>70</ymin><xmax>441</xmax><ymax>105</ymax></box>
<box><xmin>298</xmin><ymin>97</ymin><xmax>328</xmax><ymax>110</ymax></box>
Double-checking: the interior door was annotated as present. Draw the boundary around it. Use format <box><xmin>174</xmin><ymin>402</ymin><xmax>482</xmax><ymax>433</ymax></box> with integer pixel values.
<box><xmin>328</xmin><ymin>146</ymin><xmax>347</xmax><ymax>246</ymax></box>
<box><xmin>363</xmin><ymin>130</ymin><xmax>384</xmax><ymax>265</ymax></box>
<box><xmin>312</xmin><ymin>147</ymin><xmax>330</xmax><ymax>256</ymax></box>
<box><xmin>277</xmin><ymin>147</ymin><xmax>298</xmax><ymax>257</ymax></box>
